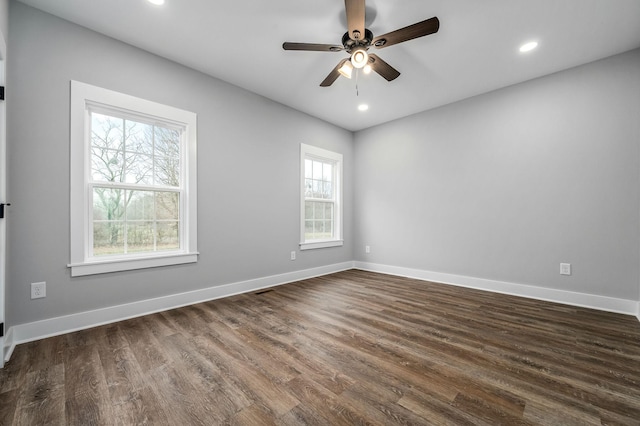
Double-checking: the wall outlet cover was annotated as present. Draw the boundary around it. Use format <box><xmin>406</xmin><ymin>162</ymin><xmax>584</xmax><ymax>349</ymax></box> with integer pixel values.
<box><xmin>31</xmin><ymin>282</ymin><xmax>46</xmax><ymax>299</ymax></box>
<box><xmin>560</xmin><ymin>263</ymin><xmax>571</xmax><ymax>276</ymax></box>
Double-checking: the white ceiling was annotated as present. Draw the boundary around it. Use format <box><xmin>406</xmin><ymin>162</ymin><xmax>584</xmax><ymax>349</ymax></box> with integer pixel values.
<box><xmin>17</xmin><ymin>0</ymin><xmax>640</xmax><ymax>131</ymax></box>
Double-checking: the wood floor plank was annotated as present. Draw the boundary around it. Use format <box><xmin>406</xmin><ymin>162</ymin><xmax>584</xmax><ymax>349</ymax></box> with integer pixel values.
<box><xmin>2</xmin><ymin>270</ymin><xmax>640</xmax><ymax>424</ymax></box>
<box><xmin>110</xmin><ymin>386</ymin><xmax>171</xmax><ymax>426</ymax></box>
<box><xmin>161</xmin><ymin>332</ymin><xmax>248</xmax><ymax>417</ymax></box>
<box><xmin>0</xmin><ymin>388</ymin><xmax>18</xmax><ymax>425</ymax></box>
<box><xmin>63</xmin><ymin>344</ymin><xmax>115</xmax><ymax>425</ymax></box>
<box><xmin>191</xmin><ymin>331</ymin><xmax>300</xmax><ymax>417</ymax></box>
<box><xmin>97</xmin><ymin>344</ymin><xmax>147</xmax><ymax>404</ymax></box>
<box><xmin>119</xmin><ymin>318</ymin><xmax>169</xmax><ymax>373</ymax></box>
<box><xmin>13</xmin><ymin>364</ymin><xmax>65</xmax><ymax>426</ymax></box>
<box><xmin>229</xmin><ymin>403</ymin><xmax>278</xmax><ymax>426</ymax></box>
<box><xmin>0</xmin><ymin>346</ymin><xmax>29</xmax><ymax>394</ymax></box>
<box><xmin>147</xmin><ymin>363</ymin><xmax>224</xmax><ymax>425</ymax></box>
<box><xmin>284</xmin><ymin>376</ymin><xmax>376</xmax><ymax>426</ymax></box>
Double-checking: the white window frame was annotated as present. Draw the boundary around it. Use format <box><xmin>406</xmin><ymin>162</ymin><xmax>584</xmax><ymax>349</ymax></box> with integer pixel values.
<box><xmin>300</xmin><ymin>143</ymin><xmax>343</xmax><ymax>250</ymax></box>
<box><xmin>69</xmin><ymin>81</ymin><xmax>198</xmax><ymax>276</ymax></box>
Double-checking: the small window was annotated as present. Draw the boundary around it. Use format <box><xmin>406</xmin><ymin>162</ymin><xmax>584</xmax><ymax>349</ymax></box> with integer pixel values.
<box><xmin>69</xmin><ymin>81</ymin><xmax>198</xmax><ymax>276</ymax></box>
<box><xmin>300</xmin><ymin>144</ymin><xmax>343</xmax><ymax>250</ymax></box>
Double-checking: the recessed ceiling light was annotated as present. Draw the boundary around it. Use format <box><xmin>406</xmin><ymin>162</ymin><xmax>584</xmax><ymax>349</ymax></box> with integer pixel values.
<box><xmin>519</xmin><ymin>41</ymin><xmax>538</xmax><ymax>53</ymax></box>
<box><xmin>358</xmin><ymin>104</ymin><xmax>369</xmax><ymax>112</ymax></box>
<box><xmin>147</xmin><ymin>0</ymin><xmax>165</xmax><ymax>5</ymax></box>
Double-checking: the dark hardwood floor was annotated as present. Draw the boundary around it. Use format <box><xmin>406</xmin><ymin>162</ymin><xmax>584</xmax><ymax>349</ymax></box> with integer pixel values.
<box><xmin>2</xmin><ymin>269</ymin><xmax>640</xmax><ymax>425</ymax></box>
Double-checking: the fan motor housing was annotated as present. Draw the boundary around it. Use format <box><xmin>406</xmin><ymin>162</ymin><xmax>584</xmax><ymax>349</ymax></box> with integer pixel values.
<box><xmin>342</xmin><ymin>28</ymin><xmax>374</xmax><ymax>52</ymax></box>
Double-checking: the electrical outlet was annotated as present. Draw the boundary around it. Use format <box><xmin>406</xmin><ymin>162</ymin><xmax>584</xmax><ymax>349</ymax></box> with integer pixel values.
<box><xmin>365</xmin><ymin>245</ymin><xmax>370</xmax><ymax>254</ymax></box>
<box><xmin>31</xmin><ymin>282</ymin><xmax>46</xmax><ymax>299</ymax></box>
<box><xmin>560</xmin><ymin>263</ymin><xmax>571</xmax><ymax>276</ymax></box>
<box><xmin>290</xmin><ymin>251</ymin><xmax>296</xmax><ymax>261</ymax></box>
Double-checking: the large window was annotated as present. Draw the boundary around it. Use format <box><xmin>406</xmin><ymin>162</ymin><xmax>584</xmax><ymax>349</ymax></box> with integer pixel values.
<box><xmin>69</xmin><ymin>81</ymin><xmax>197</xmax><ymax>276</ymax></box>
<box><xmin>300</xmin><ymin>144</ymin><xmax>343</xmax><ymax>250</ymax></box>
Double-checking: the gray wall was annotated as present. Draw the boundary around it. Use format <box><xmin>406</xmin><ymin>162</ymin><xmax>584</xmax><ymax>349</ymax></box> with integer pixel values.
<box><xmin>0</xmin><ymin>0</ymin><xmax>7</xmax><ymax>44</ymax></box>
<box><xmin>7</xmin><ymin>2</ymin><xmax>640</xmax><ymax>331</ymax></box>
<box><xmin>355</xmin><ymin>48</ymin><xmax>640</xmax><ymax>301</ymax></box>
<box><xmin>7</xmin><ymin>2</ymin><xmax>353</xmax><ymax>326</ymax></box>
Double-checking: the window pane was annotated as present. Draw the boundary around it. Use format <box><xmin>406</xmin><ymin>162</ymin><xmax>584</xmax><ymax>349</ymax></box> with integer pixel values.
<box><xmin>312</xmin><ymin>160</ymin><xmax>323</xmax><ymax>180</ymax></box>
<box><xmin>125</xmin><ymin>153</ymin><xmax>153</xmax><ymax>184</ymax></box>
<box><xmin>313</xmin><ymin>202</ymin><xmax>324</xmax><ymax>220</ymax></box>
<box><xmin>126</xmin><ymin>120</ymin><xmax>154</xmax><ymax>155</ymax></box>
<box><xmin>91</xmin><ymin>114</ymin><xmax>125</xmax><ymax>183</ymax></box>
<box><xmin>324</xmin><ymin>203</ymin><xmax>333</xmax><ymax>221</ymax></box>
<box><xmin>127</xmin><ymin>190</ymin><xmax>154</xmax><ymax>221</ymax></box>
<box><xmin>93</xmin><ymin>188</ymin><xmax>125</xmax><ymax>221</ymax></box>
<box><xmin>157</xmin><ymin>221</ymin><xmax>179</xmax><ymax>250</ymax></box>
<box><xmin>304</xmin><ymin>220</ymin><xmax>313</xmax><ymax>240</ymax></box>
<box><xmin>304</xmin><ymin>179</ymin><xmax>313</xmax><ymax>198</ymax></box>
<box><xmin>93</xmin><ymin>221</ymin><xmax>124</xmax><ymax>255</ymax></box>
<box><xmin>155</xmin><ymin>126</ymin><xmax>181</xmax><ymax>186</ymax></box>
<box><xmin>155</xmin><ymin>126</ymin><xmax>180</xmax><ymax>155</ymax></box>
<box><xmin>155</xmin><ymin>155</ymin><xmax>180</xmax><ymax>187</ymax></box>
<box><xmin>156</xmin><ymin>192</ymin><xmax>179</xmax><ymax>220</ymax></box>
<box><xmin>313</xmin><ymin>180</ymin><xmax>323</xmax><ymax>198</ymax></box>
<box><xmin>304</xmin><ymin>159</ymin><xmax>312</xmax><ymax>179</ymax></box>
<box><xmin>304</xmin><ymin>201</ymin><xmax>313</xmax><ymax>220</ymax></box>
<box><xmin>127</xmin><ymin>221</ymin><xmax>155</xmax><ymax>253</ymax></box>
<box><xmin>323</xmin><ymin>163</ymin><xmax>332</xmax><ymax>182</ymax></box>
<box><xmin>91</xmin><ymin>147</ymin><xmax>123</xmax><ymax>182</ymax></box>
<box><xmin>323</xmin><ymin>182</ymin><xmax>333</xmax><ymax>199</ymax></box>
<box><xmin>314</xmin><ymin>220</ymin><xmax>324</xmax><ymax>236</ymax></box>
<box><xmin>91</xmin><ymin>113</ymin><xmax>123</xmax><ymax>151</ymax></box>
<box><xmin>93</xmin><ymin>187</ymin><xmax>125</xmax><ymax>256</ymax></box>
<box><xmin>324</xmin><ymin>220</ymin><xmax>333</xmax><ymax>238</ymax></box>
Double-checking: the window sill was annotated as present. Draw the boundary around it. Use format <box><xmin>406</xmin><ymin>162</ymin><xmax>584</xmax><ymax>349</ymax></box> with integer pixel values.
<box><xmin>299</xmin><ymin>240</ymin><xmax>344</xmax><ymax>251</ymax></box>
<box><xmin>68</xmin><ymin>252</ymin><xmax>199</xmax><ymax>277</ymax></box>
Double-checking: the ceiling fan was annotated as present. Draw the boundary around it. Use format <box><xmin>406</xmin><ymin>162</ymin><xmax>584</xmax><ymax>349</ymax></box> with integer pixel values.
<box><xmin>282</xmin><ymin>0</ymin><xmax>440</xmax><ymax>87</ymax></box>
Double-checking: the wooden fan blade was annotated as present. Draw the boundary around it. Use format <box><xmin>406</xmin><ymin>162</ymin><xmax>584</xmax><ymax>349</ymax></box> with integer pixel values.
<box><xmin>283</xmin><ymin>42</ymin><xmax>344</xmax><ymax>52</ymax></box>
<box><xmin>372</xmin><ymin>17</ymin><xmax>439</xmax><ymax>49</ymax></box>
<box><xmin>320</xmin><ymin>59</ymin><xmax>349</xmax><ymax>87</ymax></box>
<box><xmin>368</xmin><ymin>54</ymin><xmax>400</xmax><ymax>81</ymax></box>
<box><xmin>345</xmin><ymin>0</ymin><xmax>365</xmax><ymax>41</ymax></box>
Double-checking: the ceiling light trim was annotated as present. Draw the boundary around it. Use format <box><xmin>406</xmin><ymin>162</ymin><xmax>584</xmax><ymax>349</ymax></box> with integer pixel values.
<box><xmin>519</xmin><ymin>41</ymin><xmax>538</xmax><ymax>53</ymax></box>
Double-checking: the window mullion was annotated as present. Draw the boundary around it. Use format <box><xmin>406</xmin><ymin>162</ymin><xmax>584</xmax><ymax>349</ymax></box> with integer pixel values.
<box><xmin>88</xmin><ymin>181</ymin><xmax>180</xmax><ymax>192</ymax></box>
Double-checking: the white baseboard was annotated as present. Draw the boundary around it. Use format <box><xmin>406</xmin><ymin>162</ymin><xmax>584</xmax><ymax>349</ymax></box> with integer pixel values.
<box><xmin>4</xmin><ymin>260</ymin><xmax>638</xmax><ymax>365</ymax></box>
<box><xmin>3</xmin><ymin>327</ymin><xmax>14</xmax><ymax>363</ymax></box>
<box><xmin>354</xmin><ymin>262</ymin><xmax>639</xmax><ymax>316</ymax></box>
<box><xmin>4</xmin><ymin>261</ymin><xmax>354</xmax><ymax>363</ymax></box>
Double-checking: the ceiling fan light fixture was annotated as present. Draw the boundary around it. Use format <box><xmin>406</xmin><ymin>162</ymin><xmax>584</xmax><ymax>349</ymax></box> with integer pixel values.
<box><xmin>363</xmin><ymin>64</ymin><xmax>372</xmax><ymax>74</ymax></box>
<box><xmin>351</xmin><ymin>48</ymin><xmax>369</xmax><ymax>69</ymax></box>
<box><xmin>338</xmin><ymin>61</ymin><xmax>353</xmax><ymax>79</ymax></box>
<box><xmin>147</xmin><ymin>0</ymin><xmax>165</xmax><ymax>5</ymax></box>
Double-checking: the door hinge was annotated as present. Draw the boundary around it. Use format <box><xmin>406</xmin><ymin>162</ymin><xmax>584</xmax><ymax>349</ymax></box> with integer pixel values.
<box><xmin>0</xmin><ymin>323</ymin><xmax>4</xmax><ymax>337</ymax></box>
<box><xmin>0</xmin><ymin>86</ymin><xmax>4</xmax><ymax>100</ymax></box>
<box><xmin>0</xmin><ymin>203</ymin><xmax>10</xmax><ymax>219</ymax></box>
